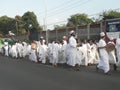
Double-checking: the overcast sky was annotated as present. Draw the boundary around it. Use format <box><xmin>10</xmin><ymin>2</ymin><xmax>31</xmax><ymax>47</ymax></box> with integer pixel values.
<box><xmin>0</xmin><ymin>0</ymin><xmax>120</xmax><ymax>29</ymax></box>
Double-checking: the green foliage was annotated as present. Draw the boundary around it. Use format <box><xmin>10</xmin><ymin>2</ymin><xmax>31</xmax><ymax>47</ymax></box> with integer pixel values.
<box><xmin>0</xmin><ymin>12</ymin><xmax>43</xmax><ymax>35</ymax></box>
<box><xmin>54</xmin><ymin>24</ymin><xmax>66</xmax><ymax>30</ymax></box>
<box><xmin>22</xmin><ymin>11</ymin><xmax>42</xmax><ymax>32</ymax></box>
<box><xmin>0</xmin><ymin>10</ymin><xmax>120</xmax><ymax>35</ymax></box>
<box><xmin>101</xmin><ymin>10</ymin><xmax>120</xmax><ymax>20</ymax></box>
<box><xmin>67</xmin><ymin>13</ymin><xmax>93</xmax><ymax>27</ymax></box>
<box><xmin>19</xmin><ymin>29</ymin><xmax>26</xmax><ymax>34</ymax></box>
<box><xmin>0</xmin><ymin>16</ymin><xmax>16</xmax><ymax>35</ymax></box>
<box><xmin>15</xmin><ymin>15</ymin><xmax>25</xmax><ymax>35</ymax></box>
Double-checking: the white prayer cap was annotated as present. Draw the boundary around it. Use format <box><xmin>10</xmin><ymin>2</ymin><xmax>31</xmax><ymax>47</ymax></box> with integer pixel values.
<box><xmin>100</xmin><ymin>32</ymin><xmax>105</xmax><ymax>37</ymax></box>
<box><xmin>63</xmin><ymin>36</ymin><xmax>66</xmax><ymax>38</ymax></box>
<box><xmin>43</xmin><ymin>39</ymin><xmax>45</xmax><ymax>43</ymax></box>
<box><xmin>70</xmin><ymin>30</ymin><xmax>75</xmax><ymax>34</ymax></box>
<box><xmin>40</xmin><ymin>36</ymin><xmax>44</xmax><ymax>39</ymax></box>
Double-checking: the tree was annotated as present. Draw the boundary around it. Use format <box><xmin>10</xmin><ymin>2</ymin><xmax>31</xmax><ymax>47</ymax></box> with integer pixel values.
<box><xmin>22</xmin><ymin>11</ymin><xmax>42</xmax><ymax>32</ymax></box>
<box><xmin>54</xmin><ymin>24</ymin><xmax>66</xmax><ymax>30</ymax></box>
<box><xmin>15</xmin><ymin>15</ymin><xmax>26</xmax><ymax>35</ymax></box>
<box><xmin>67</xmin><ymin>13</ymin><xmax>93</xmax><ymax>27</ymax></box>
<box><xmin>101</xmin><ymin>10</ymin><xmax>120</xmax><ymax>20</ymax></box>
<box><xmin>0</xmin><ymin>16</ymin><xmax>16</xmax><ymax>35</ymax></box>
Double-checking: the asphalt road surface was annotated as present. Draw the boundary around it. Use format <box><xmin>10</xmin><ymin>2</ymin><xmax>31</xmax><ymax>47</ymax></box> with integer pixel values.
<box><xmin>0</xmin><ymin>55</ymin><xmax>120</xmax><ymax>90</ymax></box>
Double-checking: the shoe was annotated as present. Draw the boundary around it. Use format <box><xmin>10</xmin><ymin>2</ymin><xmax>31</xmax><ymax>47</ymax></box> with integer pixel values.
<box><xmin>113</xmin><ymin>64</ymin><xmax>117</xmax><ymax>71</ymax></box>
<box><xmin>104</xmin><ymin>71</ymin><xmax>111</xmax><ymax>75</ymax></box>
<box><xmin>75</xmin><ymin>67</ymin><xmax>80</xmax><ymax>71</ymax></box>
<box><xmin>88</xmin><ymin>63</ymin><xmax>90</xmax><ymax>66</ymax></box>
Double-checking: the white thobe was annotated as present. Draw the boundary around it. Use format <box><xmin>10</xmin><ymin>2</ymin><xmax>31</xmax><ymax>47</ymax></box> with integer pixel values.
<box><xmin>81</xmin><ymin>43</ymin><xmax>88</xmax><ymax>66</ymax></box>
<box><xmin>91</xmin><ymin>44</ymin><xmax>99</xmax><ymax>64</ymax></box>
<box><xmin>10</xmin><ymin>44</ymin><xmax>18</xmax><ymax>58</ymax></box>
<box><xmin>76</xmin><ymin>46</ymin><xmax>82</xmax><ymax>65</ymax></box>
<box><xmin>29</xmin><ymin>48</ymin><xmax>37</xmax><ymax>62</ymax></box>
<box><xmin>48</xmin><ymin>43</ymin><xmax>53</xmax><ymax>64</ymax></box>
<box><xmin>17</xmin><ymin>43</ymin><xmax>23</xmax><ymax>58</ymax></box>
<box><xmin>67</xmin><ymin>36</ymin><xmax>77</xmax><ymax>67</ymax></box>
<box><xmin>58</xmin><ymin>41</ymin><xmax>67</xmax><ymax>64</ymax></box>
<box><xmin>22</xmin><ymin>42</ymin><xmax>28</xmax><ymax>58</ymax></box>
<box><xmin>97</xmin><ymin>39</ymin><xmax>110</xmax><ymax>73</ymax></box>
<box><xmin>4</xmin><ymin>42</ymin><xmax>9</xmax><ymax>56</ymax></box>
<box><xmin>87</xmin><ymin>43</ymin><xmax>94</xmax><ymax>64</ymax></box>
<box><xmin>52</xmin><ymin>43</ymin><xmax>59</xmax><ymax>65</ymax></box>
<box><xmin>38</xmin><ymin>44</ymin><xmax>46</xmax><ymax>64</ymax></box>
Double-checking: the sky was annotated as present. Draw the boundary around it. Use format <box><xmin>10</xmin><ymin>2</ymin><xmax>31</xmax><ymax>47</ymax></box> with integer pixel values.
<box><xmin>0</xmin><ymin>0</ymin><xmax>120</xmax><ymax>29</ymax></box>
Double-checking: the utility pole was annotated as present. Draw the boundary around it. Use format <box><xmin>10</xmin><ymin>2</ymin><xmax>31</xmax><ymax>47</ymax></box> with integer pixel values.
<box><xmin>87</xmin><ymin>23</ymin><xmax>90</xmax><ymax>39</ymax></box>
<box><xmin>43</xmin><ymin>0</ymin><xmax>48</xmax><ymax>44</ymax></box>
<box><xmin>16</xmin><ymin>20</ymin><xmax>19</xmax><ymax>37</ymax></box>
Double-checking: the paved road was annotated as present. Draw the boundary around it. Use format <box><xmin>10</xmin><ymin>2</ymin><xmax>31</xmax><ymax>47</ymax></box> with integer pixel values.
<box><xmin>0</xmin><ymin>55</ymin><xmax>120</xmax><ymax>90</ymax></box>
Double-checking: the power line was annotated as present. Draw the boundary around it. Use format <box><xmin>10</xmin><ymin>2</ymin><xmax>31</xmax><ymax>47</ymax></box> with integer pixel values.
<box><xmin>39</xmin><ymin>0</ymin><xmax>93</xmax><ymax>27</ymax></box>
<box><xmin>44</xmin><ymin>0</ymin><xmax>94</xmax><ymax>27</ymax></box>
<box><xmin>88</xmin><ymin>8</ymin><xmax>120</xmax><ymax>17</ymax></box>
<box><xmin>43</xmin><ymin>0</ymin><xmax>93</xmax><ymax>29</ymax></box>
<box><xmin>46</xmin><ymin>8</ymin><xmax>120</xmax><ymax>27</ymax></box>
<box><xmin>46</xmin><ymin>0</ymin><xmax>92</xmax><ymax>18</ymax></box>
<box><xmin>40</xmin><ymin>0</ymin><xmax>86</xmax><ymax>17</ymax></box>
<box><xmin>46</xmin><ymin>0</ymin><xmax>84</xmax><ymax>14</ymax></box>
<box><xmin>47</xmin><ymin>20</ymin><xmax>67</xmax><ymax>26</ymax></box>
<box><xmin>39</xmin><ymin>0</ymin><xmax>75</xmax><ymax>15</ymax></box>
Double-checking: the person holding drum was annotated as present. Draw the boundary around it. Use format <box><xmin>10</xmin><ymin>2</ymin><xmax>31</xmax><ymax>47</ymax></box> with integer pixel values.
<box><xmin>96</xmin><ymin>32</ymin><xmax>110</xmax><ymax>75</ymax></box>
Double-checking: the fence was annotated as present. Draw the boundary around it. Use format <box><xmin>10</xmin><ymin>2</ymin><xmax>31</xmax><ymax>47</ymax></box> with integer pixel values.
<box><xmin>40</xmin><ymin>22</ymin><xmax>105</xmax><ymax>43</ymax></box>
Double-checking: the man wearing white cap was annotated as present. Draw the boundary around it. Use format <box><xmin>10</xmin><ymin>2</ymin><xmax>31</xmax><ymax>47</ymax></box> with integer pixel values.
<box><xmin>67</xmin><ymin>30</ymin><xmax>77</xmax><ymax>67</ymax></box>
<box><xmin>97</xmin><ymin>32</ymin><xmax>110</xmax><ymax>75</ymax></box>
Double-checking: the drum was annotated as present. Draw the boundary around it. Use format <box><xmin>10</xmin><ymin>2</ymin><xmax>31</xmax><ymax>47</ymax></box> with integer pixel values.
<box><xmin>106</xmin><ymin>42</ymin><xmax>115</xmax><ymax>52</ymax></box>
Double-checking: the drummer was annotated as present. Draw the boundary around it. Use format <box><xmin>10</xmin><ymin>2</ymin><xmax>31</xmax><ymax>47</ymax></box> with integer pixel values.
<box><xmin>96</xmin><ymin>32</ymin><xmax>110</xmax><ymax>75</ymax></box>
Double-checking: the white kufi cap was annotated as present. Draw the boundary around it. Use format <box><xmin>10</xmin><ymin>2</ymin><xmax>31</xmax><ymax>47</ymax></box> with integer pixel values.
<box><xmin>70</xmin><ymin>30</ymin><xmax>75</xmax><ymax>34</ymax></box>
<box><xmin>100</xmin><ymin>32</ymin><xmax>105</xmax><ymax>37</ymax></box>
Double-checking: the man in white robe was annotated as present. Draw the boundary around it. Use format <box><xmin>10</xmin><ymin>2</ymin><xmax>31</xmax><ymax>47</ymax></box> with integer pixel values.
<box><xmin>58</xmin><ymin>36</ymin><xmax>67</xmax><ymax>64</ymax></box>
<box><xmin>22</xmin><ymin>41</ymin><xmax>28</xmax><ymax>58</ymax></box>
<box><xmin>37</xmin><ymin>39</ymin><xmax>47</xmax><ymax>64</ymax></box>
<box><xmin>4</xmin><ymin>40</ymin><xmax>9</xmax><ymax>56</ymax></box>
<box><xmin>87</xmin><ymin>40</ymin><xmax>94</xmax><ymax>65</ymax></box>
<box><xmin>92</xmin><ymin>40</ymin><xmax>99</xmax><ymax>64</ymax></box>
<box><xmin>76</xmin><ymin>39</ymin><xmax>82</xmax><ymax>66</ymax></box>
<box><xmin>52</xmin><ymin>41</ymin><xmax>59</xmax><ymax>67</ymax></box>
<box><xmin>67</xmin><ymin>30</ymin><xmax>77</xmax><ymax>67</ymax></box>
<box><xmin>48</xmin><ymin>42</ymin><xmax>53</xmax><ymax>64</ymax></box>
<box><xmin>10</xmin><ymin>42</ymin><xmax>18</xmax><ymax>58</ymax></box>
<box><xmin>97</xmin><ymin>32</ymin><xmax>110</xmax><ymax>75</ymax></box>
<box><xmin>16</xmin><ymin>41</ymin><xmax>23</xmax><ymax>58</ymax></box>
<box><xmin>29</xmin><ymin>40</ymin><xmax>37</xmax><ymax>62</ymax></box>
<box><xmin>81</xmin><ymin>39</ymin><xmax>88</xmax><ymax>66</ymax></box>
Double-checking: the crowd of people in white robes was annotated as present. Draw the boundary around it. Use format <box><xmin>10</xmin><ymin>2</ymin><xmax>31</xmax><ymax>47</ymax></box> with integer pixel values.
<box><xmin>0</xmin><ymin>31</ymin><xmax>120</xmax><ymax>74</ymax></box>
